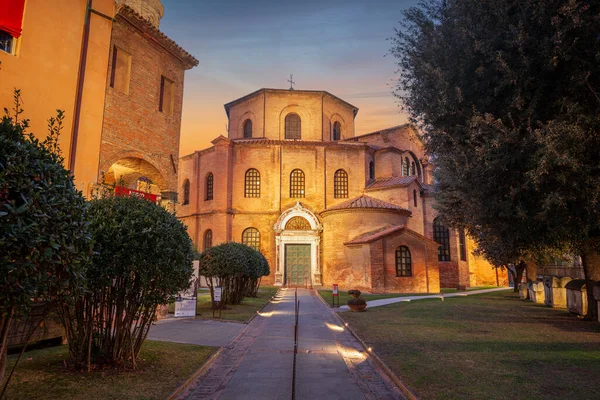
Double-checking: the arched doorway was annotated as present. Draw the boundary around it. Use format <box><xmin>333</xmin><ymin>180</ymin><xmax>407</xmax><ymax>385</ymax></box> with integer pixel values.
<box><xmin>101</xmin><ymin>157</ymin><xmax>173</xmax><ymax>210</ymax></box>
<box><xmin>273</xmin><ymin>202</ymin><xmax>323</xmax><ymax>287</ymax></box>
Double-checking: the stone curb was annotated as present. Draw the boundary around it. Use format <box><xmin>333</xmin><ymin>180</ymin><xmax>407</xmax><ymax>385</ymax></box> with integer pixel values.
<box><xmin>167</xmin><ymin>347</ymin><xmax>224</xmax><ymax>400</ymax></box>
<box><xmin>314</xmin><ymin>290</ymin><xmax>419</xmax><ymax>400</ymax></box>
<box><xmin>167</xmin><ymin>288</ymin><xmax>281</xmax><ymax>399</ymax></box>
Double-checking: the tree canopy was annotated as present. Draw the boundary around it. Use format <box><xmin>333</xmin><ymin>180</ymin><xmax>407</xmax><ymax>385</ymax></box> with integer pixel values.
<box><xmin>0</xmin><ymin>104</ymin><xmax>90</xmax><ymax>383</ymax></box>
<box><xmin>391</xmin><ymin>0</ymin><xmax>600</xmax><ymax>316</ymax></box>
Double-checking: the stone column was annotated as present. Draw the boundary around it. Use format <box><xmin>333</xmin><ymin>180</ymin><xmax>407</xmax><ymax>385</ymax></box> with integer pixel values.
<box><xmin>160</xmin><ymin>190</ymin><xmax>177</xmax><ymax>213</ymax></box>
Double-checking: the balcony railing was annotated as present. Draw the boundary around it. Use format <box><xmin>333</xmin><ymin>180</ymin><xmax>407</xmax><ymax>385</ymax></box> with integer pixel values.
<box><xmin>114</xmin><ymin>186</ymin><xmax>158</xmax><ymax>203</ymax></box>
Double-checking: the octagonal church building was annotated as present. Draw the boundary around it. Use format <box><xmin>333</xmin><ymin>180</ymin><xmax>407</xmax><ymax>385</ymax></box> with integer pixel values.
<box><xmin>178</xmin><ymin>88</ymin><xmax>507</xmax><ymax>293</ymax></box>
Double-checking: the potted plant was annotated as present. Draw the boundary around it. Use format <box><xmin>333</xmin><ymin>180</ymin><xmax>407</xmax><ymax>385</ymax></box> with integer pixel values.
<box><xmin>347</xmin><ymin>290</ymin><xmax>367</xmax><ymax>312</ymax></box>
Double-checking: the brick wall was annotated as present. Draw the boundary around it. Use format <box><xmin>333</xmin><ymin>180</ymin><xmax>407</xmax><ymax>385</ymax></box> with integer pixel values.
<box><xmin>99</xmin><ymin>15</ymin><xmax>187</xmax><ymax>193</ymax></box>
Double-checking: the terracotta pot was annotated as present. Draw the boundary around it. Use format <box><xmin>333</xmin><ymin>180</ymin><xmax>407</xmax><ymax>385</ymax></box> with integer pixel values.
<box><xmin>348</xmin><ymin>304</ymin><xmax>367</xmax><ymax>312</ymax></box>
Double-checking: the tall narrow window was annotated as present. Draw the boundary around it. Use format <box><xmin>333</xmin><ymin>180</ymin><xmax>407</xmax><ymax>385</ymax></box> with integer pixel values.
<box><xmin>396</xmin><ymin>246</ymin><xmax>412</xmax><ymax>277</ymax></box>
<box><xmin>459</xmin><ymin>228</ymin><xmax>467</xmax><ymax>261</ymax></box>
<box><xmin>242</xmin><ymin>228</ymin><xmax>260</xmax><ymax>251</ymax></box>
<box><xmin>369</xmin><ymin>160</ymin><xmax>375</xmax><ymax>180</ymax></box>
<box><xmin>182</xmin><ymin>179</ymin><xmax>190</xmax><ymax>205</ymax></box>
<box><xmin>290</xmin><ymin>169</ymin><xmax>305</xmax><ymax>198</ymax></box>
<box><xmin>411</xmin><ymin>162</ymin><xmax>416</xmax><ymax>176</ymax></box>
<box><xmin>285</xmin><ymin>113</ymin><xmax>301</xmax><ymax>139</ymax></box>
<box><xmin>204</xmin><ymin>229</ymin><xmax>213</xmax><ymax>250</ymax></box>
<box><xmin>243</xmin><ymin>119</ymin><xmax>253</xmax><ymax>138</ymax></box>
<box><xmin>205</xmin><ymin>173</ymin><xmax>214</xmax><ymax>201</ymax></box>
<box><xmin>333</xmin><ymin>121</ymin><xmax>341</xmax><ymax>141</ymax></box>
<box><xmin>413</xmin><ymin>189</ymin><xmax>418</xmax><ymax>207</ymax></box>
<box><xmin>159</xmin><ymin>75</ymin><xmax>175</xmax><ymax>116</ymax></box>
<box><xmin>110</xmin><ymin>46</ymin><xmax>132</xmax><ymax>94</ymax></box>
<box><xmin>245</xmin><ymin>168</ymin><xmax>260</xmax><ymax>198</ymax></box>
<box><xmin>334</xmin><ymin>169</ymin><xmax>348</xmax><ymax>198</ymax></box>
<box><xmin>434</xmin><ymin>217</ymin><xmax>451</xmax><ymax>261</ymax></box>
<box><xmin>403</xmin><ymin>157</ymin><xmax>410</xmax><ymax>176</ymax></box>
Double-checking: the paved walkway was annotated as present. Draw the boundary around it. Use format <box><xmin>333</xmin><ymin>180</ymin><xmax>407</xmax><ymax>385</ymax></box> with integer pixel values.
<box><xmin>337</xmin><ymin>287</ymin><xmax>512</xmax><ymax>311</ymax></box>
<box><xmin>179</xmin><ymin>288</ymin><xmax>404</xmax><ymax>400</ymax></box>
<box><xmin>148</xmin><ymin>318</ymin><xmax>244</xmax><ymax>347</ymax></box>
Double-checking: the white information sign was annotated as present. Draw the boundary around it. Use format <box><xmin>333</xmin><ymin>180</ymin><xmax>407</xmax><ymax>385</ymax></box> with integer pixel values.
<box><xmin>214</xmin><ymin>286</ymin><xmax>222</xmax><ymax>303</ymax></box>
<box><xmin>174</xmin><ymin>260</ymin><xmax>199</xmax><ymax>317</ymax></box>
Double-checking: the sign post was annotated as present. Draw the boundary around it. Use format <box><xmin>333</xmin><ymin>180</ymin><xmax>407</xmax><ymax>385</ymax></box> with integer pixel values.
<box><xmin>174</xmin><ymin>261</ymin><xmax>199</xmax><ymax>317</ymax></box>
<box><xmin>213</xmin><ymin>286</ymin><xmax>222</xmax><ymax>319</ymax></box>
<box><xmin>332</xmin><ymin>284</ymin><xmax>339</xmax><ymax>308</ymax></box>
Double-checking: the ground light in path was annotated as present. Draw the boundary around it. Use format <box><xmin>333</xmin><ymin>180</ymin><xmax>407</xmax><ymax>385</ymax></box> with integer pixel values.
<box><xmin>1</xmin><ymin>341</ymin><xmax>215</xmax><ymax>400</ymax></box>
<box><xmin>340</xmin><ymin>291</ymin><xmax>600</xmax><ymax>400</ymax></box>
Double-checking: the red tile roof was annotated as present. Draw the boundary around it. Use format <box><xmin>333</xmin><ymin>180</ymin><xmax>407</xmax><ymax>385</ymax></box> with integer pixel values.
<box><xmin>324</xmin><ymin>194</ymin><xmax>410</xmax><ymax>213</ymax></box>
<box><xmin>344</xmin><ymin>225</ymin><xmax>441</xmax><ymax>246</ymax></box>
<box><xmin>365</xmin><ymin>176</ymin><xmax>418</xmax><ymax>190</ymax></box>
<box><xmin>344</xmin><ymin>225</ymin><xmax>405</xmax><ymax>245</ymax></box>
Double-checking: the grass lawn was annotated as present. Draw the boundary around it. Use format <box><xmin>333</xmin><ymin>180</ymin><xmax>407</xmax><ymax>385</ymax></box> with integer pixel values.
<box><xmin>1</xmin><ymin>340</ymin><xmax>215</xmax><ymax>400</ymax></box>
<box><xmin>318</xmin><ymin>286</ymin><xmax>502</xmax><ymax>307</ymax></box>
<box><xmin>169</xmin><ymin>285</ymin><xmax>278</xmax><ymax>322</ymax></box>
<box><xmin>341</xmin><ymin>291</ymin><xmax>600</xmax><ymax>400</ymax></box>
<box><xmin>440</xmin><ymin>285</ymin><xmax>500</xmax><ymax>294</ymax></box>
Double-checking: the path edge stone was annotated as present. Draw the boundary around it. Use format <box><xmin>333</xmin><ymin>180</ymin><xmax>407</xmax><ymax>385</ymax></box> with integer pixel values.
<box><xmin>167</xmin><ymin>347</ymin><xmax>224</xmax><ymax>400</ymax></box>
<box><xmin>168</xmin><ymin>288</ymin><xmax>281</xmax><ymax>399</ymax></box>
<box><xmin>315</xmin><ymin>290</ymin><xmax>419</xmax><ymax>400</ymax></box>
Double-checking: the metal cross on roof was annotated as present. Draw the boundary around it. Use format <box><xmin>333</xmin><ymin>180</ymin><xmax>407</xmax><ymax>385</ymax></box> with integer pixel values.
<box><xmin>288</xmin><ymin>74</ymin><xmax>295</xmax><ymax>90</ymax></box>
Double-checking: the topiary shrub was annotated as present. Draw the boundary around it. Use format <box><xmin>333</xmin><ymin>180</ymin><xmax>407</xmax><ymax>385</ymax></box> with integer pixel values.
<box><xmin>0</xmin><ymin>100</ymin><xmax>91</xmax><ymax>383</ymax></box>
<box><xmin>59</xmin><ymin>195</ymin><xmax>194</xmax><ymax>370</ymax></box>
<box><xmin>198</xmin><ymin>242</ymin><xmax>270</xmax><ymax>305</ymax></box>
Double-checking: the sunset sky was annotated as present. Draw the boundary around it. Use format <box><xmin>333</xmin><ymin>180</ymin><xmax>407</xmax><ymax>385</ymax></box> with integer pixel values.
<box><xmin>159</xmin><ymin>0</ymin><xmax>418</xmax><ymax>156</ymax></box>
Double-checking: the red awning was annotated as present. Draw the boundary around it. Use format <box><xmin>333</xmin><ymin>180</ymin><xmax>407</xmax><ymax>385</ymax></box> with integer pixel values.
<box><xmin>0</xmin><ymin>0</ymin><xmax>26</xmax><ymax>38</ymax></box>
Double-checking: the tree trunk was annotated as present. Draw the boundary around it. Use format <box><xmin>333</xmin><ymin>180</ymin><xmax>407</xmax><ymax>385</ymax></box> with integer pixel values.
<box><xmin>0</xmin><ymin>307</ymin><xmax>15</xmax><ymax>388</ymax></box>
<box><xmin>580</xmin><ymin>238</ymin><xmax>600</xmax><ymax>322</ymax></box>
<box><xmin>525</xmin><ymin>260</ymin><xmax>537</xmax><ymax>283</ymax></box>
<box><xmin>511</xmin><ymin>261</ymin><xmax>527</xmax><ymax>296</ymax></box>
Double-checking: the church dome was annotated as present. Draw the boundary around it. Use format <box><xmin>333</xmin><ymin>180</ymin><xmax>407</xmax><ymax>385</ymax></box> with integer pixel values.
<box><xmin>115</xmin><ymin>0</ymin><xmax>164</xmax><ymax>28</ymax></box>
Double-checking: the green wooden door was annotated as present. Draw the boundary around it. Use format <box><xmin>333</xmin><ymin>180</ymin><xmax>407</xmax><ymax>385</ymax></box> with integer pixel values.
<box><xmin>285</xmin><ymin>244</ymin><xmax>311</xmax><ymax>287</ymax></box>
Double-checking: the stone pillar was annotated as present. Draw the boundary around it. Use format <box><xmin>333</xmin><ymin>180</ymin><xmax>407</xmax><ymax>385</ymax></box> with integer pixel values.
<box><xmin>160</xmin><ymin>190</ymin><xmax>177</xmax><ymax>213</ymax></box>
<box><xmin>274</xmin><ymin>235</ymin><xmax>283</xmax><ymax>286</ymax></box>
<box><xmin>550</xmin><ymin>277</ymin><xmax>571</xmax><ymax>309</ymax></box>
<box><xmin>529</xmin><ymin>281</ymin><xmax>545</xmax><ymax>304</ymax></box>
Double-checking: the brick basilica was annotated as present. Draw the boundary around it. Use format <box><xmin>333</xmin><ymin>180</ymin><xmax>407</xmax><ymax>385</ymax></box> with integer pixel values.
<box><xmin>178</xmin><ymin>88</ymin><xmax>508</xmax><ymax>292</ymax></box>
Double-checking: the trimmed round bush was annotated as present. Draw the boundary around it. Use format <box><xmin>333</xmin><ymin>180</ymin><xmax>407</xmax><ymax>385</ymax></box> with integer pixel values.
<box><xmin>198</xmin><ymin>242</ymin><xmax>270</xmax><ymax>305</ymax></box>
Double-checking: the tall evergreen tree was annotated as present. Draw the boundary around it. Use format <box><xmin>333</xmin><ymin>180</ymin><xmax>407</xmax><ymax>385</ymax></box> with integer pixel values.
<box><xmin>391</xmin><ymin>0</ymin><xmax>600</xmax><ymax>318</ymax></box>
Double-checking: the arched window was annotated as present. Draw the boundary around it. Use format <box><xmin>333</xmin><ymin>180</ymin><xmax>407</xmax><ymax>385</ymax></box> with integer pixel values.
<box><xmin>205</xmin><ymin>173</ymin><xmax>214</xmax><ymax>201</ymax></box>
<box><xmin>413</xmin><ymin>189</ymin><xmax>418</xmax><ymax>207</ymax></box>
<box><xmin>403</xmin><ymin>157</ymin><xmax>410</xmax><ymax>176</ymax></box>
<box><xmin>334</xmin><ymin>169</ymin><xmax>348</xmax><ymax>198</ymax></box>
<box><xmin>182</xmin><ymin>179</ymin><xmax>190</xmax><ymax>205</ymax></box>
<box><xmin>369</xmin><ymin>160</ymin><xmax>375</xmax><ymax>180</ymax></box>
<box><xmin>245</xmin><ymin>168</ymin><xmax>260</xmax><ymax>198</ymax></box>
<box><xmin>285</xmin><ymin>113</ymin><xmax>301</xmax><ymax>139</ymax></box>
<box><xmin>411</xmin><ymin>162</ymin><xmax>416</xmax><ymax>176</ymax></box>
<box><xmin>203</xmin><ymin>229</ymin><xmax>213</xmax><ymax>250</ymax></box>
<box><xmin>242</xmin><ymin>228</ymin><xmax>260</xmax><ymax>251</ymax></box>
<box><xmin>434</xmin><ymin>217</ymin><xmax>451</xmax><ymax>261</ymax></box>
<box><xmin>243</xmin><ymin>119</ymin><xmax>252</xmax><ymax>139</ymax></box>
<box><xmin>333</xmin><ymin>121</ymin><xmax>341</xmax><ymax>141</ymax></box>
<box><xmin>395</xmin><ymin>246</ymin><xmax>412</xmax><ymax>277</ymax></box>
<box><xmin>290</xmin><ymin>169</ymin><xmax>305</xmax><ymax>198</ymax></box>
<box><xmin>459</xmin><ymin>228</ymin><xmax>467</xmax><ymax>261</ymax></box>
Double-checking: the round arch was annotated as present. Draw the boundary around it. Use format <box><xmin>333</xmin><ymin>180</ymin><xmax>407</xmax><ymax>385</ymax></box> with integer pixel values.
<box><xmin>273</xmin><ymin>202</ymin><xmax>323</xmax><ymax>287</ymax></box>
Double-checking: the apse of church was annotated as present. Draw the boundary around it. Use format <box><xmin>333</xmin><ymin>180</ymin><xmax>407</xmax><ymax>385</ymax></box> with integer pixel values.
<box><xmin>178</xmin><ymin>88</ymin><xmax>508</xmax><ymax>293</ymax></box>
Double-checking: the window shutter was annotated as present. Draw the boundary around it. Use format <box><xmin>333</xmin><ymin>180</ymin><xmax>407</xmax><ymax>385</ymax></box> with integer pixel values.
<box><xmin>0</xmin><ymin>0</ymin><xmax>26</xmax><ymax>38</ymax></box>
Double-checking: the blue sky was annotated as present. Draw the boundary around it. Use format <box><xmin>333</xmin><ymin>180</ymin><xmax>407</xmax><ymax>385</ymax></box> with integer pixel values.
<box><xmin>159</xmin><ymin>0</ymin><xmax>418</xmax><ymax>154</ymax></box>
